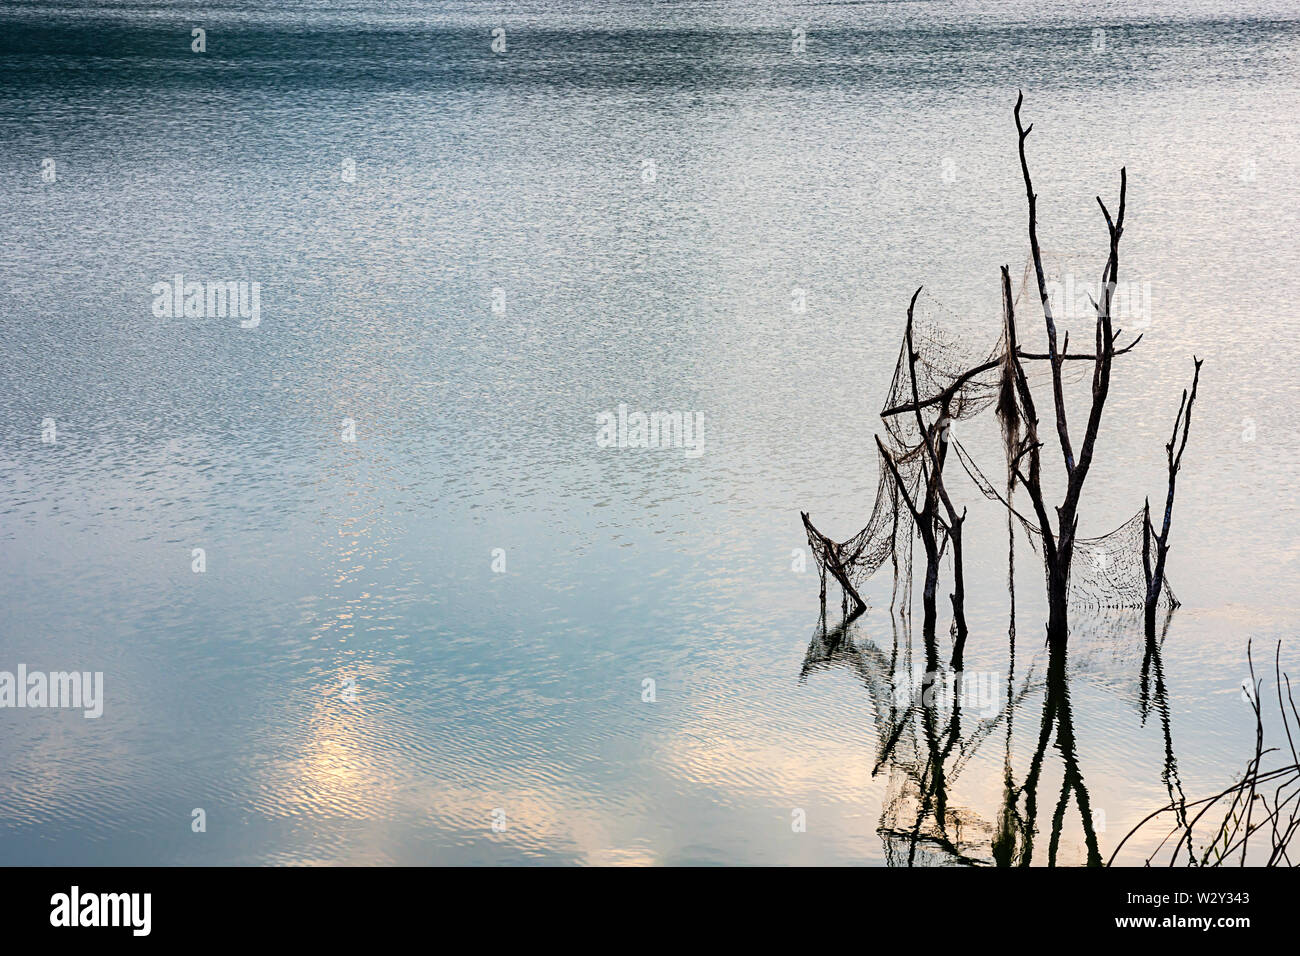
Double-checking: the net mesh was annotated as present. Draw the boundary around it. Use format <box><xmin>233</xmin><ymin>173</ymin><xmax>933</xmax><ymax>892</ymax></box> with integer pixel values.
<box><xmin>804</xmin><ymin>280</ymin><xmax>1175</xmax><ymax>614</ymax></box>
<box><xmin>881</xmin><ymin>296</ymin><xmax>1003</xmax><ymax>450</ymax></box>
<box><xmin>951</xmin><ymin>436</ymin><xmax>1177</xmax><ymax>610</ymax></box>
<box><xmin>802</xmin><ymin>445</ymin><xmax>911</xmax><ymax>595</ymax></box>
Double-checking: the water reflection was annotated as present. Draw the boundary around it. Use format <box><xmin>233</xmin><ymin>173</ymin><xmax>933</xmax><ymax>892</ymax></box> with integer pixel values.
<box><xmin>801</xmin><ymin>594</ymin><xmax>1191</xmax><ymax>866</ymax></box>
<box><xmin>1138</xmin><ymin>607</ymin><xmax>1190</xmax><ymax>842</ymax></box>
<box><xmin>4</xmin><ymin>1</ymin><xmax>1300</xmax><ymax>866</ymax></box>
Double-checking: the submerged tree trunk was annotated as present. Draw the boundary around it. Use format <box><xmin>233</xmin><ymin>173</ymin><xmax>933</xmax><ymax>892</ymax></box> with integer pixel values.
<box><xmin>921</xmin><ymin>535</ymin><xmax>941</xmax><ymax>640</ymax></box>
<box><xmin>1046</xmin><ymin>553</ymin><xmax>1070</xmax><ymax>648</ymax></box>
<box><xmin>877</xmin><ymin>430</ymin><xmax>945</xmax><ymax>642</ymax></box>
<box><xmin>1143</xmin><ymin>504</ymin><xmax>1159</xmax><ymax>637</ymax></box>
<box><xmin>948</xmin><ymin>516</ymin><xmax>968</xmax><ymax>669</ymax></box>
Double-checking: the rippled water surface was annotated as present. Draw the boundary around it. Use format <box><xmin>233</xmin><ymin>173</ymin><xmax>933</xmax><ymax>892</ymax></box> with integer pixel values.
<box><xmin>2</xmin><ymin>0</ymin><xmax>1300</xmax><ymax>864</ymax></box>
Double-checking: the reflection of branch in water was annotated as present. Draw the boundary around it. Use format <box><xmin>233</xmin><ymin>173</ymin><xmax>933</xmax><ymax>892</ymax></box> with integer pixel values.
<box><xmin>837</xmin><ymin>606</ymin><xmax>1038</xmax><ymax>867</ymax></box>
<box><xmin>800</xmin><ymin>603</ymin><xmax>897</xmax><ymax>726</ymax></box>
<box><xmin>1017</xmin><ymin>640</ymin><xmax>1102</xmax><ymax>866</ymax></box>
<box><xmin>1139</xmin><ymin>605</ymin><xmax>1189</xmax><ymax>843</ymax></box>
<box><xmin>993</xmin><ymin>473</ymin><xmax>1022</xmax><ymax>867</ymax></box>
<box><xmin>1001</xmin><ymin>602</ymin><xmax>1190</xmax><ymax>866</ymax></box>
<box><xmin>1049</xmin><ymin>659</ymin><xmax>1102</xmax><ymax>867</ymax></box>
<box><xmin>798</xmin><ymin>567</ymin><xmax>1191</xmax><ymax>867</ymax></box>
<box><xmin>876</xmin><ymin>672</ymin><xmax>1037</xmax><ymax>867</ymax></box>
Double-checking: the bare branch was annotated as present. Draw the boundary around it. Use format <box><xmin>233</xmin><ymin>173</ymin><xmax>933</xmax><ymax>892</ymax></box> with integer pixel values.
<box><xmin>1001</xmin><ymin>264</ymin><xmax>1055</xmax><ymax>558</ymax></box>
<box><xmin>1015</xmin><ymin>91</ymin><xmax>1074</xmax><ymax>476</ymax></box>
<box><xmin>1146</xmin><ymin>356</ymin><xmax>1204</xmax><ymax>631</ymax></box>
<box><xmin>1060</xmin><ymin>166</ymin><xmax>1127</xmax><ymax>528</ymax></box>
<box><xmin>879</xmin><ymin>338</ymin><xmax>1142</xmax><ymax>420</ymax></box>
<box><xmin>875</xmin><ymin>434</ymin><xmax>923</xmax><ymax>525</ymax></box>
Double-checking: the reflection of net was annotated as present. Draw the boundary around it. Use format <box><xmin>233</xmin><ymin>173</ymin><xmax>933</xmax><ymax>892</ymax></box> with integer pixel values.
<box><xmin>875</xmin><ymin>670</ymin><xmax>1034</xmax><ymax>867</ymax></box>
<box><xmin>879</xmin><ymin>771</ymin><xmax>997</xmax><ymax>867</ymax></box>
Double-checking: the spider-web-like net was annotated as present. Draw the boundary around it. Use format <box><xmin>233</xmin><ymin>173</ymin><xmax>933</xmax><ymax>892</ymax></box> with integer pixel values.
<box><xmin>881</xmin><ymin>297</ymin><xmax>1004</xmax><ymax>450</ymax></box>
<box><xmin>803</xmin><ymin>278</ymin><xmax>1176</xmax><ymax>614</ymax></box>
<box><xmin>801</xmin><ymin>444</ymin><xmax>917</xmax><ymax>599</ymax></box>
<box><xmin>803</xmin><ymin>293</ymin><xmax>1006</xmax><ymax>606</ymax></box>
<box><xmin>952</xmin><ymin>438</ymin><xmax>1178</xmax><ymax>610</ymax></box>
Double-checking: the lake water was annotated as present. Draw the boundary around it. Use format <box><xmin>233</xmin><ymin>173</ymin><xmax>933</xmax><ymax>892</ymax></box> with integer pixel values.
<box><xmin>2</xmin><ymin>0</ymin><xmax>1299</xmax><ymax>865</ymax></box>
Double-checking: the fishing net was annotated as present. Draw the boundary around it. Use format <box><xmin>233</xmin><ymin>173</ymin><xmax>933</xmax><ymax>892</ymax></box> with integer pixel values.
<box><xmin>802</xmin><ymin>292</ymin><xmax>1005</xmax><ymax>608</ymax></box>
<box><xmin>952</xmin><ymin>438</ymin><xmax>1178</xmax><ymax>610</ymax></box>
<box><xmin>880</xmin><ymin>298</ymin><xmax>1004</xmax><ymax>451</ymax></box>
<box><xmin>801</xmin><ymin>443</ymin><xmax>918</xmax><ymax>608</ymax></box>
<box><xmin>1065</xmin><ymin>511</ymin><xmax>1179</xmax><ymax>610</ymax></box>
<box><xmin>803</xmin><ymin>275</ymin><xmax>1175</xmax><ymax>616</ymax></box>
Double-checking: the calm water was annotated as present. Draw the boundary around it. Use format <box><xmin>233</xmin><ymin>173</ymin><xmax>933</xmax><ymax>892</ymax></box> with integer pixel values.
<box><xmin>2</xmin><ymin>0</ymin><xmax>1300</xmax><ymax>865</ymax></box>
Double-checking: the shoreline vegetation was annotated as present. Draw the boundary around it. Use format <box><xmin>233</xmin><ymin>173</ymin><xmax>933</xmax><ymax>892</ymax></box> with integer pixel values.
<box><xmin>1110</xmin><ymin>640</ymin><xmax>1300</xmax><ymax>866</ymax></box>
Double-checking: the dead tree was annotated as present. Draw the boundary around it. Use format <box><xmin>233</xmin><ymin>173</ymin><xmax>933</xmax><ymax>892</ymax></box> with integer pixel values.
<box><xmin>1144</xmin><ymin>357</ymin><xmax>1203</xmax><ymax>636</ymax></box>
<box><xmin>875</xmin><ymin>290</ymin><xmax>969</xmax><ymax>650</ymax></box>
<box><xmin>876</xmin><ymin>433</ymin><xmax>948</xmax><ymax>648</ymax></box>
<box><xmin>810</xmin><ymin>95</ymin><xmax>1190</xmax><ymax>642</ymax></box>
<box><xmin>878</xmin><ymin>297</ymin><xmax>1142</xmax><ymax>648</ymax></box>
<box><xmin>1001</xmin><ymin>91</ymin><xmax>1144</xmax><ymax>648</ymax></box>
